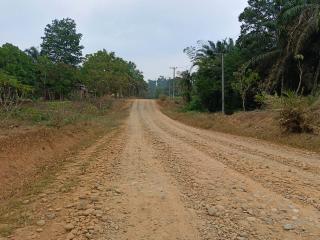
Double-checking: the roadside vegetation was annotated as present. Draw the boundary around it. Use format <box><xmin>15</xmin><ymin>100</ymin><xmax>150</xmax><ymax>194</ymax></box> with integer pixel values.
<box><xmin>0</xmin><ymin>97</ymin><xmax>120</xmax><ymax>129</ymax></box>
<box><xmin>0</xmin><ymin>18</ymin><xmax>147</xmax><ymax>112</ymax></box>
<box><xmin>151</xmin><ymin>0</ymin><xmax>320</xmax><ymax>140</ymax></box>
<box><xmin>0</xmin><ymin>16</ymin><xmax>147</xmax><ymax>134</ymax></box>
<box><xmin>158</xmin><ymin>97</ymin><xmax>320</xmax><ymax>153</ymax></box>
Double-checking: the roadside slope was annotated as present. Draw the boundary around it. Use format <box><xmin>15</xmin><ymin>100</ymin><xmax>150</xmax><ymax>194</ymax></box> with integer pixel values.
<box><xmin>158</xmin><ymin>99</ymin><xmax>320</xmax><ymax>153</ymax></box>
<box><xmin>0</xmin><ymin>100</ymin><xmax>131</xmax><ymax>201</ymax></box>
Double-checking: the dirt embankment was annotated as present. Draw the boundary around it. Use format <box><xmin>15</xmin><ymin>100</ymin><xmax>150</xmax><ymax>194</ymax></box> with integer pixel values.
<box><xmin>158</xmin><ymin>99</ymin><xmax>320</xmax><ymax>153</ymax></box>
<box><xmin>0</xmin><ymin>100</ymin><xmax>131</xmax><ymax>201</ymax></box>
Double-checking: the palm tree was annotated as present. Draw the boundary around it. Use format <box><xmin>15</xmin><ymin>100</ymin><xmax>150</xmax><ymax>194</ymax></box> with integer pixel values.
<box><xmin>279</xmin><ymin>0</ymin><xmax>320</xmax><ymax>92</ymax></box>
<box><xmin>246</xmin><ymin>0</ymin><xmax>320</xmax><ymax>94</ymax></box>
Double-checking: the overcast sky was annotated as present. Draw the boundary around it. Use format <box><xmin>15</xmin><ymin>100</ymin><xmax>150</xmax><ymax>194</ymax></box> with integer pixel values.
<box><xmin>0</xmin><ymin>0</ymin><xmax>247</xmax><ymax>80</ymax></box>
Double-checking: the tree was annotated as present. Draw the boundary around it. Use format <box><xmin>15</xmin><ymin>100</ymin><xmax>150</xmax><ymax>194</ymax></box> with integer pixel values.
<box><xmin>178</xmin><ymin>70</ymin><xmax>193</xmax><ymax>103</ymax></box>
<box><xmin>294</xmin><ymin>54</ymin><xmax>304</xmax><ymax>94</ymax></box>
<box><xmin>0</xmin><ymin>43</ymin><xmax>36</xmax><ymax>87</ymax></box>
<box><xmin>41</xmin><ymin>18</ymin><xmax>83</xmax><ymax>66</ymax></box>
<box><xmin>239</xmin><ymin>0</ymin><xmax>320</xmax><ymax>95</ymax></box>
<box><xmin>238</xmin><ymin>0</ymin><xmax>286</xmax><ymax>56</ymax></box>
<box><xmin>184</xmin><ymin>39</ymin><xmax>243</xmax><ymax>112</ymax></box>
<box><xmin>81</xmin><ymin>50</ymin><xmax>146</xmax><ymax>97</ymax></box>
<box><xmin>233</xmin><ymin>68</ymin><xmax>259</xmax><ymax>111</ymax></box>
<box><xmin>25</xmin><ymin>47</ymin><xmax>40</xmax><ymax>62</ymax></box>
<box><xmin>35</xmin><ymin>55</ymin><xmax>54</xmax><ymax>99</ymax></box>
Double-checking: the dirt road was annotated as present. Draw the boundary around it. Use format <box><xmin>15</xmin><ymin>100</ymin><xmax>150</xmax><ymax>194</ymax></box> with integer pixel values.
<box><xmin>7</xmin><ymin>100</ymin><xmax>320</xmax><ymax>240</ymax></box>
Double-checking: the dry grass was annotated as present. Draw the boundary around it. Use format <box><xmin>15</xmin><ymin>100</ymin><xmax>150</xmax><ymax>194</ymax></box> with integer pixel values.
<box><xmin>158</xmin><ymin>99</ymin><xmax>320</xmax><ymax>153</ymax></box>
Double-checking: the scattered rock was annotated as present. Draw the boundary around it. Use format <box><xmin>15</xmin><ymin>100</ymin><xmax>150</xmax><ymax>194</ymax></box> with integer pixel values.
<box><xmin>77</xmin><ymin>200</ymin><xmax>88</xmax><ymax>210</ymax></box>
<box><xmin>66</xmin><ymin>232</ymin><xmax>75</xmax><ymax>240</ymax></box>
<box><xmin>237</xmin><ymin>237</ymin><xmax>247</xmax><ymax>240</ymax></box>
<box><xmin>65</xmin><ymin>204</ymin><xmax>74</xmax><ymax>209</ymax></box>
<box><xmin>46</xmin><ymin>213</ymin><xmax>56</xmax><ymax>220</ymax></box>
<box><xmin>85</xmin><ymin>232</ymin><xmax>92</xmax><ymax>239</ymax></box>
<box><xmin>64</xmin><ymin>223</ymin><xmax>75</xmax><ymax>232</ymax></box>
<box><xmin>36</xmin><ymin>220</ymin><xmax>46</xmax><ymax>226</ymax></box>
<box><xmin>246</xmin><ymin>217</ymin><xmax>256</xmax><ymax>222</ymax></box>
<box><xmin>95</xmin><ymin>210</ymin><xmax>103</xmax><ymax>217</ymax></box>
<box><xmin>207</xmin><ymin>206</ymin><xmax>222</xmax><ymax>217</ymax></box>
<box><xmin>283</xmin><ymin>223</ymin><xmax>295</xmax><ymax>231</ymax></box>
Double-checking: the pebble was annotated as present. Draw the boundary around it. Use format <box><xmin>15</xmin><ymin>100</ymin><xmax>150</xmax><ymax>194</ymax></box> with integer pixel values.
<box><xmin>207</xmin><ymin>207</ymin><xmax>220</xmax><ymax>217</ymax></box>
<box><xmin>64</xmin><ymin>223</ymin><xmax>75</xmax><ymax>232</ymax></box>
<box><xmin>46</xmin><ymin>213</ymin><xmax>56</xmax><ymax>220</ymax></box>
<box><xmin>283</xmin><ymin>223</ymin><xmax>295</xmax><ymax>231</ymax></box>
<box><xmin>246</xmin><ymin>217</ymin><xmax>256</xmax><ymax>222</ymax></box>
<box><xmin>85</xmin><ymin>232</ymin><xmax>92</xmax><ymax>239</ymax></box>
<box><xmin>66</xmin><ymin>232</ymin><xmax>75</xmax><ymax>240</ymax></box>
<box><xmin>36</xmin><ymin>220</ymin><xmax>46</xmax><ymax>226</ymax></box>
<box><xmin>77</xmin><ymin>200</ymin><xmax>88</xmax><ymax>210</ymax></box>
<box><xmin>207</xmin><ymin>205</ymin><xmax>225</xmax><ymax>217</ymax></box>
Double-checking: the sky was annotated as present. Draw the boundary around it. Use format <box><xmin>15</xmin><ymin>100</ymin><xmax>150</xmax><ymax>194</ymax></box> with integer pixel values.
<box><xmin>0</xmin><ymin>0</ymin><xmax>248</xmax><ymax>80</ymax></box>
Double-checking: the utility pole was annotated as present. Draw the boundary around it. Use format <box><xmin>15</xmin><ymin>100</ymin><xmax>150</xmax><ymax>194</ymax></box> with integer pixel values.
<box><xmin>168</xmin><ymin>78</ymin><xmax>171</xmax><ymax>98</ymax></box>
<box><xmin>221</xmin><ymin>53</ymin><xmax>225</xmax><ymax>114</ymax></box>
<box><xmin>170</xmin><ymin>67</ymin><xmax>177</xmax><ymax>98</ymax></box>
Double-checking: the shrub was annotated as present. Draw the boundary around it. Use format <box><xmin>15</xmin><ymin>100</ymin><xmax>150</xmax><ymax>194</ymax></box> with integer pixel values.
<box><xmin>257</xmin><ymin>91</ymin><xmax>315</xmax><ymax>133</ymax></box>
<box><xmin>0</xmin><ymin>71</ymin><xmax>33</xmax><ymax>112</ymax></box>
<box><xmin>184</xmin><ymin>96</ymin><xmax>204</xmax><ymax>112</ymax></box>
<box><xmin>159</xmin><ymin>94</ymin><xmax>167</xmax><ymax>102</ymax></box>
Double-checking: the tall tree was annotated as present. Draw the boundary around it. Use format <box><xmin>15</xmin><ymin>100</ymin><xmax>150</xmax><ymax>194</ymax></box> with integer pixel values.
<box><xmin>41</xmin><ymin>18</ymin><xmax>83</xmax><ymax>66</ymax></box>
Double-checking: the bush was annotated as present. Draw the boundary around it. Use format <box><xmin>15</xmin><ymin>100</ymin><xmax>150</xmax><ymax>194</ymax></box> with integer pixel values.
<box><xmin>184</xmin><ymin>96</ymin><xmax>204</xmax><ymax>112</ymax></box>
<box><xmin>257</xmin><ymin>91</ymin><xmax>315</xmax><ymax>133</ymax></box>
<box><xmin>159</xmin><ymin>94</ymin><xmax>167</xmax><ymax>102</ymax></box>
<box><xmin>279</xmin><ymin>108</ymin><xmax>313</xmax><ymax>133</ymax></box>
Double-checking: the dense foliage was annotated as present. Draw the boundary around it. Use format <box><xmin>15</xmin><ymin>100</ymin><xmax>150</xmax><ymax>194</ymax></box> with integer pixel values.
<box><xmin>147</xmin><ymin>76</ymin><xmax>173</xmax><ymax>99</ymax></box>
<box><xmin>0</xmin><ymin>18</ymin><xmax>147</xmax><ymax>102</ymax></box>
<box><xmin>163</xmin><ymin>0</ymin><xmax>320</xmax><ymax>113</ymax></box>
<box><xmin>41</xmin><ymin>18</ymin><xmax>84</xmax><ymax>66</ymax></box>
<box><xmin>82</xmin><ymin>50</ymin><xmax>146</xmax><ymax>98</ymax></box>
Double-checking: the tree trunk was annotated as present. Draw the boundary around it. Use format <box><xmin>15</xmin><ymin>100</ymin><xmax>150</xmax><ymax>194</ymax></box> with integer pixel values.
<box><xmin>312</xmin><ymin>59</ymin><xmax>320</xmax><ymax>94</ymax></box>
<box><xmin>281</xmin><ymin>75</ymin><xmax>284</xmax><ymax>95</ymax></box>
<box><xmin>242</xmin><ymin>94</ymin><xmax>246</xmax><ymax>112</ymax></box>
<box><xmin>296</xmin><ymin>62</ymin><xmax>303</xmax><ymax>95</ymax></box>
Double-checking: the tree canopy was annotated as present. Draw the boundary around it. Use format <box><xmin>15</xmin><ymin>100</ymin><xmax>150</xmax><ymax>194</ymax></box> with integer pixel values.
<box><xmin>40</xmin><ymin>18</ymin><xmax>84</xmax><ymax>66</ymax></box>
<box><xmin>82</xmin><ymin>50</ymin><xmax>146</xmax><ymax>97</ymax></box>
<box><xmin>0</xmin><ymin>18</ymin><xmax>146</xmax><ymax>101</ymax></box>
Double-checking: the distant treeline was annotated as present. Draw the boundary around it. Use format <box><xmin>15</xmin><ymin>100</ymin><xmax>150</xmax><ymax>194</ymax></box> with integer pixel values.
<box><xmin>0</xmin><ymin>18</ymin><xmax>147</xmax><ymax>103</ymax></box>
<box><xmin>151</xmin><ymin>0</ymin><xmax>320</xmax><ymax>113</ymax></box>
<box><xmin>147</xmin><ymin>76</ymin><xmax>176</xmax><ymax>99</ymax></box>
